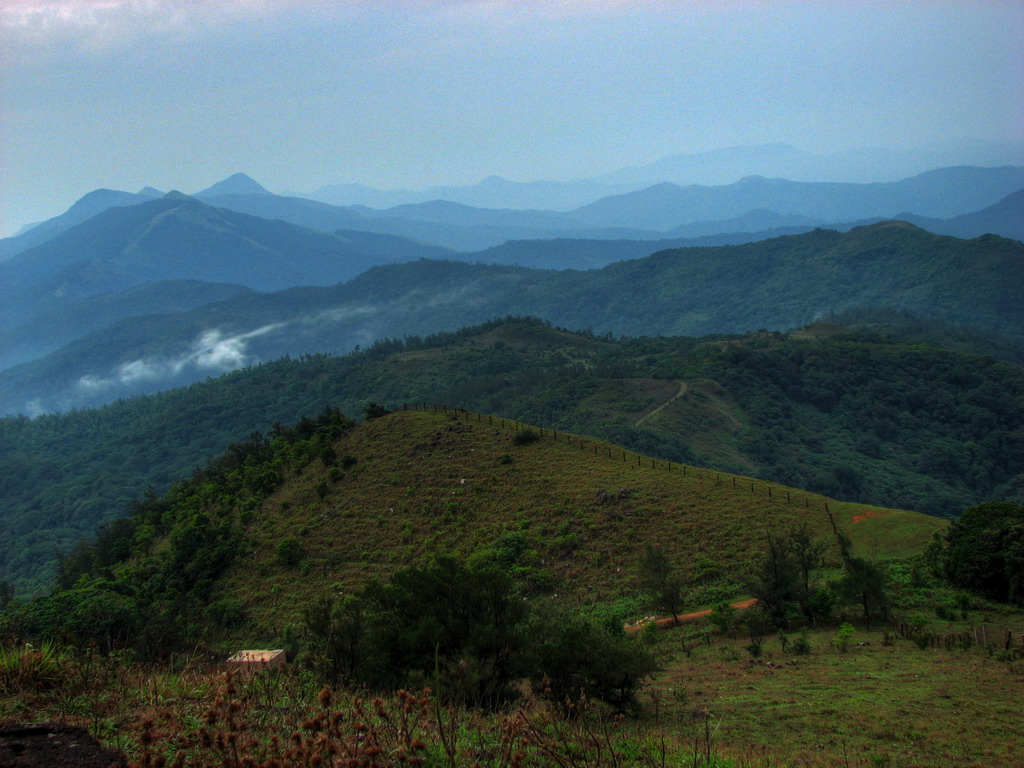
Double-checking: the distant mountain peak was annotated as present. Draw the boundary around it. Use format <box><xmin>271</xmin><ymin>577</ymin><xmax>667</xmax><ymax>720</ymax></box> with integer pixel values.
<box><xmin>137</xmin><ymin>186</ymin><xmax>164</xmax><ymax>197</ymax></box>
<box><xmin>195</xmin><ymin>173</ymin><xmax>270</xmax><ymax>198</ymax></box>
<box><xmin>162</xmin><ymin>190</ymin><xmax>195</xmax><ymax>202</ymax></box>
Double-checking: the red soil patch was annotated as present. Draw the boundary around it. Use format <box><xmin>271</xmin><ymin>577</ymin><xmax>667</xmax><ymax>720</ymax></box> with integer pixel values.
<box><xmin>624</xmin><ymin>598</ymin><xmax>757</xmax><ymax>633</ymax></box>
<box><xmin>851</xmin><ymin>509</ymin><xmax>884</xmax><ymax>524</ymax></box>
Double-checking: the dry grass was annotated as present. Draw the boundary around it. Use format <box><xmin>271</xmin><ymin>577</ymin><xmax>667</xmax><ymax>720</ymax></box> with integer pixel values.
<box><xmin>3</xmin><ymin>626</ymin><xmax>1022</xmax><ymax>767</ymax></box>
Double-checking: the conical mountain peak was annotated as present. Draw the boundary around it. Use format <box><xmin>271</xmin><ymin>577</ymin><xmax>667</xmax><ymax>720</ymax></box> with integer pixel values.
<box><xmin>195</xmin><ymin>173</ymin><xmax>271</xmax><ymax>198</ymax></box>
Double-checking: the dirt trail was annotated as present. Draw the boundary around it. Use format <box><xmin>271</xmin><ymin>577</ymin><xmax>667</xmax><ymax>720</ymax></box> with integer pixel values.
<box><xmin>634</xmin><ymin>381</ymin><xmax>688</xmax><ymax>428</ymax></box>
<box><xmin>624</xmin><ymin>598</ymin><xmax>757</xmax><ymax>634</ymax></box>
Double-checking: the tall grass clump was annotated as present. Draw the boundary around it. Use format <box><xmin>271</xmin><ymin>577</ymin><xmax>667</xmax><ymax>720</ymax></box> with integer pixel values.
<box><xmin>0</xmin><ymin>640</ymin><xmax>65</xmax><ymax>693</ymax></box>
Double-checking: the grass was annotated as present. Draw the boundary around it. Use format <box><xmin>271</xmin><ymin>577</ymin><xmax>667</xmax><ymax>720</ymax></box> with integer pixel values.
<box><xmin>208</xmin><ymin>408</ymin><xmax>946</xmax><ymax>647</ymax></box>
<box><xmin>645</xmin><ymin>624</ymin><xmax>1024</xmax><ymax>767</ymax></box>
<box><xmin>3</xmin><ymin>620</ymin><xmax>1022</xmax><ymax>767</ymax></box>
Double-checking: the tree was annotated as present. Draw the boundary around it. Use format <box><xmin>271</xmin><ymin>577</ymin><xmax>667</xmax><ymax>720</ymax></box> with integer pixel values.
<box><xmin>749</xmin><ymin>525</ymin><xmax>833</xmax><ymax>626</ymax></box>
<box><xmin>787</xmin><ymin>522</ymin><xmax>827</xmax><ymax>597</ymax></box>
<box><xmin>748</xmin><ymin>531</ymin><xmax>801</xmax><ymax>626</ymax></box>
<box><xmin>527</xmin><ymin>607</ymin><xmax>658</xmax><ymax>713</ymax></box>
<box><xmin>637</xmin><ymin>544</ymin><xmax>686</xmax><ymax>624</ymax></box>
<box><xmin>363</xmin><ymin>402</ymin><xmax>390</xmax><ymax>420</ymax></box>
<box><xmin>837</xmin><ymin>556</ymin><xmax>888</xmax><ymax>625</ymax></box>
<box><xmin>361</xmin><ymin>557</ymin><xmax>529</xmax><ymax>706</ymax></box>
<box><xmin>945</xmin><ymin>501</ymin><xmax>1024</xmax><ymax>604</ymax></box>
<box><xmin>303</xmin><ymin>594</ymin><xmax>372</xmax><ymax>684</ymax></box>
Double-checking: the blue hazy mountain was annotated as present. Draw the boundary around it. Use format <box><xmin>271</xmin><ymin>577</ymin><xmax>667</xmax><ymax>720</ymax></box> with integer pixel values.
<box><xmin>568</xmin><ymin>166</ymin><xmax>1024</xmax><ymax>231</ymax></box>
<box><xmin>0</xmin><ymin>187</ymin><xmax>161</xmax><ymax>261</ymax></box>
<box><xmin>0</xmin><ymin>280</ymin><xmax>253</xmax><ymax>371</ymax></box>
<box><xmin>194</xmin><ymin>172</ymin><xmax>272</xmax><ymax>197</ymax></box>
<box><xmin>895</xmin><ymin>188</ymin><xmax>1024</xmax><ymax>241</ymax></box>
<box><xmin>0</xmin><ymin>192</ymin><xmax>450</xmax><ymax>328</ymax></box>
<box><xmin>4</xmin><ymin>222</ymin><xmax>1021</xmax><ymax>417</ymax></box>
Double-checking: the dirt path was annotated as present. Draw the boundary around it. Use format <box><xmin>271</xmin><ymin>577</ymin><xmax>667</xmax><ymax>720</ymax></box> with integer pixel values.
<box><xmin>634</xmin><ymin>381</ymin><xmax>688</xmax><ymax>428</ymax></box>
<box><xmin>624</xmin><ymin>598</ymin><xmax>757</xmax><ymax>633</ymax></box>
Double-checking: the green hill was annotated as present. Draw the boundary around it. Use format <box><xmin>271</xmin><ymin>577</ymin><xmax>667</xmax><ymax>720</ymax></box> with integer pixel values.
<box><xmin>8</xmin><ymin>405</ymin><xmax>945</xmax><ymax>657</ymax></box>
<box><xmin>2</xmin><ymin>317</ymin><xmax>1020</xmax><ymax>594</ymax></box>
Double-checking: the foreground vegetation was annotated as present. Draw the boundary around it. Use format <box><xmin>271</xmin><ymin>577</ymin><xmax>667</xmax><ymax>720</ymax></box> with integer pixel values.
<box><xmin>3</xmin><ymin>613</ymin><xmax>1022</xmax><ymax>766</ymax></box>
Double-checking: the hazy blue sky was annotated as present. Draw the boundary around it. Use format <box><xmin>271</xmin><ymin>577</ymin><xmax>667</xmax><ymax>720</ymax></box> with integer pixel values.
<box><xmin>2</xmin><ymin>0</ymin><xmax>1022</xmax><ymax>235</ymax></box>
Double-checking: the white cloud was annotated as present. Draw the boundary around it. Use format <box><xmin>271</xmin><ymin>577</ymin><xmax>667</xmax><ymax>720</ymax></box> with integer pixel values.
<box><xmin>74</xmin><ymin>322</ymin><xmax>283</xmax><ymax>392</ymax></box>
<box><xmin>0</xmin><ymin>0</ymin><xmax>331</xmax><ymax>54</ymax></box>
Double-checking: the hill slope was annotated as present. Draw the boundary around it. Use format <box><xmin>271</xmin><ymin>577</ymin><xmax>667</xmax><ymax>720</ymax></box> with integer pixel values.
<box><xmin>21</xmin><ymin>406</ymin><xmax>946</xmax><ymax>656</ymax></box>
<box><xmin>2</xmin><ymin>318</ymin><xmax>1019</xmax><ymax>594</ymax></box>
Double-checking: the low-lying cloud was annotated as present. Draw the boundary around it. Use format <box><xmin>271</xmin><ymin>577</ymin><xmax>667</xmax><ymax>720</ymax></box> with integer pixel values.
<box><xmin>76</xmin><ymin>323</ymin><xmax>282</xmax><ymax>392</ymax></box>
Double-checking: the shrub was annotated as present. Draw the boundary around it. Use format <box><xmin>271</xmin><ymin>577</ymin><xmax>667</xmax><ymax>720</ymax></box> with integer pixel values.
<box><xmin>512</xmin><ymin>428</ymin><xmax>540</xmax><ymax>445</ymax></box>
<box><xmin>791</xmin><ymin>632</ymin><xmax>812</xmax><ymax>655</ymax></box>
<box><xmin>528</xmin><ymin>609</ymin><xmax>659</xmax><ymax>713</ymax></box>
<box><xmin>833</xmin><ymin>622</ymin><xmax>855</xmax><ymax>653</ymax></box>
<box><xmin>275</xmin><ymin>538</ymin><xmax>304</xmax><ymax>567</ymax></box>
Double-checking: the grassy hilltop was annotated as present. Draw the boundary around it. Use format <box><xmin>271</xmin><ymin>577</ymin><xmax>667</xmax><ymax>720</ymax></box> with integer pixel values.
<box><xmin>215</xmin><ymin>407</ymin><xmax>945</xmax><ymax>635</ymax></box>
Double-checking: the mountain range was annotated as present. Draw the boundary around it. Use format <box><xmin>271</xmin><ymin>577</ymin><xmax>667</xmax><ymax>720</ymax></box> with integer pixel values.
<box><xmin>302</xmin><ymin>141</ymin><xmax>1024</xmax><ymax>207</ymax></box>
<box><xmin>0</xmin><ymin>159</ymin><xmax>1021</xmax><ymax>415</ymax></box>
<box><xmin>5</xmin><ymin>165</ymin><xmax>1022</xmax><ymax>263</ymax></box>
<box><xmin>2</xmin><ymin>220</ymin><xmax>1022</xmax><ymax>417</ymax></box>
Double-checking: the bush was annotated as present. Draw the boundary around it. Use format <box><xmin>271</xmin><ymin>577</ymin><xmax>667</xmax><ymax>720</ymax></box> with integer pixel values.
<box><xmin>512</xmin><ymin>428</ymin><xmax>540</xmax><ymax>446</ymax></box>
<box><xmin>528</xmin><ymin>609</ymin><xmax>659</xmax><ymax>713</ymax></box>
<box><xmin>0</xmin><ymin>641</ymin><xmax>65</xmax><ymax>693</ymax></box>
<box><xmin>791</xmin><ymin>632</ymin><xmax>812</xmax><ymax>655</ymax></box>
<box><xmin>832</xmin><ymin>622</ymin><xmax>855</xmax><ymax>653</ymax></box>
<box><xmin>275</xmin><ymin>538</ymin><xmax>304</xmax><ymax>567</ymax></box>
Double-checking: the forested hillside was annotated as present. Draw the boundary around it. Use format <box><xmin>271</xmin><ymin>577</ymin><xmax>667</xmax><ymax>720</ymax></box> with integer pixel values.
<box><xmin>3</xmin><ymin>221</ymin><xmax>1023</xmax><ymax>417</ymax></box>
<box><xmin>2</xmin><ymin>317</ymin><xmax>1021</xmax><ymax>594</ymax></box>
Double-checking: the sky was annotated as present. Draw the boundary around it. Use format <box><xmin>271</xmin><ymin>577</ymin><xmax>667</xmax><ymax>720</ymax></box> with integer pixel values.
<box><xmin>1</xmin><ymin>0</ymin><xmax>1022</xmax><ymax>236</ymax></box>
